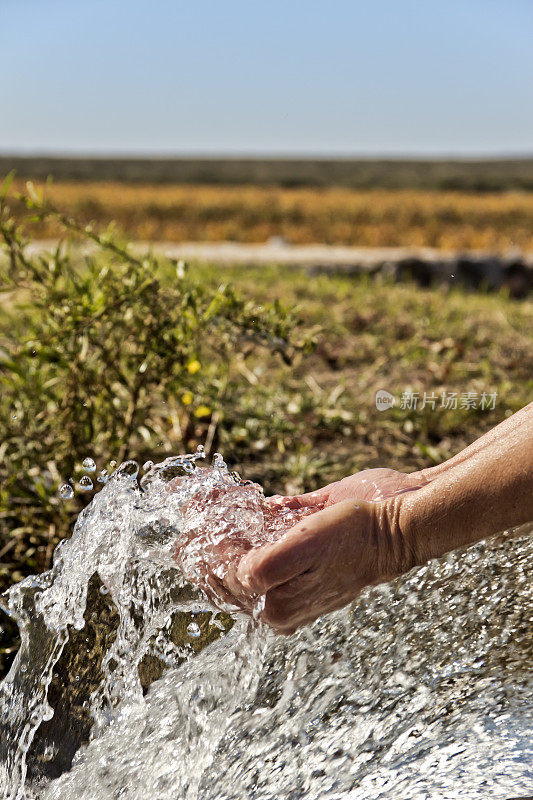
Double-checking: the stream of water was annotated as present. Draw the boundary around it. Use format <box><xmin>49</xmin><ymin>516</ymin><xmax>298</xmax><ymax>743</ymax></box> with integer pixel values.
<box><xmin>0</xmin><ymin>450</ymin><xmax>531</xmax><ymax>799</ymax></box>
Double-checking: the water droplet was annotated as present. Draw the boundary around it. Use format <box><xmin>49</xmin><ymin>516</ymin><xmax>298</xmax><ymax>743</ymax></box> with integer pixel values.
<box><xmin>42</xmin><ymin>744</ymin><xmax>56</xmax><ymax>761</ymax></box>
<box><xmin>142</xmin><ymin>460</ymin><xmax>154</xmax><ymax>471</ymax></box>
<box><xmin>193</xmin><ymin>445</ymin><xmax>206</xmax><ymax>464</ymax></box>
<box><xmin>59</xmin><ymin>483</ymin><xmax>74</xmax><ymax>499</ymax></box>
<box><xmin>82</xmin><ymin>457</ymin><xmax>96</xmax><ymax>473</ymax></box>
<box><xmin>109</xmin><ymin>460</ymin><xmax>117</xmax><ymax>468</ymax></box>
<box><xmin>97</xmin><ymin>469</ymin><xmax>109</xmax><ymax>484</ymax></box>
<box><xmin>78</xmin><ymin>476</ymin><xmax>93</xmax><ymax>492</ymax></box>
<box><xmin>116</xmin><ymin>460</ymin><xmax>139</xmax><ymax>480</ymax></box>
<box><xmin>187</xmin><ymin>622</ymin><xmax>201</xmax><ymax>638</ymax></box>
<box><xmin>213</xmin><ymin>452</ymin><xmax>225</xmax><ymax>468</ymax></box>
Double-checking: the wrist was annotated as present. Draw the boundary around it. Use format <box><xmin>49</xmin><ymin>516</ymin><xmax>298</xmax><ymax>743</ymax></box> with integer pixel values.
<box><xmin>393</xmin><ymin>448</ymin><xmax>530</xmax><ymax>569</ymax></box>
<box><xmin>374</xmin><ymin>495</ymin><xmax>422</xmax><ymax>582</ymax></box>
<box><xmin>393</xmin><ymin>489</ymin><xmax>442</xmax><ymax>568</ymax></box>
<box><xmin>380</xmin><ymin>486</ymin><xmax>449</xmax><ymax>579</ymax></box>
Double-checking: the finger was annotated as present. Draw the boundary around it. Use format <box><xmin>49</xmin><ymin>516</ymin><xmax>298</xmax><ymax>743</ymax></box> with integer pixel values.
<box><xmin>237</xmin><ymin>500</ymin><xmax>361</xmax><ymax>595</ymax></box>
<box><xmin>203</xmin><ymin>575</ymin><xmax>247</xmax><ymax>613</ymax></box>
<box><xmin>261</xmin><ymin>589</ymin><xmax>326</xmax><ymax>634</ymax></box>
<box><xmin>259</xmin><ymin>569</ymin><xmax>320</xmax><ymax>626</ymax></box>
<box><xmin>265</xmin><ymin>494</ymin><xmax>288</xmax><ymax>507</ymax></box>
<box><xmin>261</xmin><ymin>590</ymin><xmax>306</xmax><ymax>630</ymax></box>
<box><xmin>236</xmin><ymin>527</ymin><xmax>315</xmax><ymax>595</ymax></box>
<box><xmin>266</xmin><ymin>484</ymin><xmax>333</xmax><ymax>509</ymax></box>
<box><xmin>223</xmin><ymin>563</ymin><xmax>258</xmax><ymax>607</ymax></box>
<box><xmin>267</xmin><ymin>569</ymin><xmax>316</xmax><ymax>600</ymax></box>
<box><xmin>236</xmin><ymin>502</ymin><xmax>339</xmax><ymax>593</ymax></box>
<box><xmin>262</xmin><ymin>587</ymin><xmax>352</xmax><ymax>634</ymax></box>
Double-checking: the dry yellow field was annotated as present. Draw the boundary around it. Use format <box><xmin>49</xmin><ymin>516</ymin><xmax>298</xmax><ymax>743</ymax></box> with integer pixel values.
<box><xmin>11</xmin><ymin>180</ymin><xmax>533</xmax><ymax>252</ymax></box>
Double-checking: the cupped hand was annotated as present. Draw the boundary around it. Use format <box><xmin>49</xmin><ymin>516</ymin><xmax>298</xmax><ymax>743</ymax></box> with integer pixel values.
<box><xmin>172</xmin><ymin>468</ymin><xmax>426</xmax><ymax>631</ymax></box>
<box><xmin>233</xmin><ymin>497</ymin><xmax>413</xmax><ymax>634</ymax></box>
<box><xmin>172</xmin><ymin>481</ymin><xmax>264</xmax><ymax>613</ymax></box>
<box><xmin>227</xmin><ymin>468</ymin><xmax>429</xmax><ymax>632</ymax></box>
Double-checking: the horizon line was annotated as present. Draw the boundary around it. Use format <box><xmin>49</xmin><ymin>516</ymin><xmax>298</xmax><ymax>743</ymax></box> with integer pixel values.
<box><xmin>2</xmin><ymin>150</ymin><xmax>533</xmax><ymax>162</ymax></box>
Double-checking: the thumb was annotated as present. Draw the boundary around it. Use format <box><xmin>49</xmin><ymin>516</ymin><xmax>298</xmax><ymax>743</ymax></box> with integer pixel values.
<box><xmin>236</xmin><ymin>500</ymin><xmax>361</xmax><ymax>594</ymax></box>
<box><xmin>236</xmin><ymin>516</ymin><xmax>319</xmax><ymax>594</ymax></box>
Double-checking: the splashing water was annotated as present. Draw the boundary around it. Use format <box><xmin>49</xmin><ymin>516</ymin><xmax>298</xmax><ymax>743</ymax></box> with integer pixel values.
<box><xmin>0</xmin><ymin>449</ymin><xmax>531</xmax><ymax>800</ymax></box>
<box><xmin>0</xmin><ymin>449</ymin><xmax>315</xmax><ymax>799</ymax></box>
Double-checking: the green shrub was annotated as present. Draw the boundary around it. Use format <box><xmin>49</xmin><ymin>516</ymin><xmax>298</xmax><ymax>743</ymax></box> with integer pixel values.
<box><xmin>0</xmin><ymin>181</ymin><xmax>316</xmax><ymax>595</ymax></box>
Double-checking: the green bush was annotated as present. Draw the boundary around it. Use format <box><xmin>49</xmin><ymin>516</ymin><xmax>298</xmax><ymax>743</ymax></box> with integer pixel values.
<box><xmin>0</xmin><ymin>181</ymin><xmax>316</xmax><ymax>596</ymax></box>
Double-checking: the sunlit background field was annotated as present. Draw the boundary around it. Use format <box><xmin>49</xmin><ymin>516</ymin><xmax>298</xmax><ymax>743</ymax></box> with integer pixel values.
<box><xmin>4</xmin><ymin>155</ymin><xmax>533</xmax><ymax>252</ymax></box>
<box><xmin>8</xmin><ymin>180</ymin><xmax>533</xmax><ymax>252</ymax></box>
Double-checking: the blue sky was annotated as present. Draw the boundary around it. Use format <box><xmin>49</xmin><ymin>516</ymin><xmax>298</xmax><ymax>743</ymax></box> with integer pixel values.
<box><xmin>2</xmin><ymin>0</ymin><xmax>532</xmax><ymax>155</ymax></box>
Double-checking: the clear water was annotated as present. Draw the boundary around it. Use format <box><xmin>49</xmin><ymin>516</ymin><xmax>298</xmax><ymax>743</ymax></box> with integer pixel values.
<box><xmin>0</xmin><ymin>450</ymin><xmax>531</xmax><ymax>800</ymax></box>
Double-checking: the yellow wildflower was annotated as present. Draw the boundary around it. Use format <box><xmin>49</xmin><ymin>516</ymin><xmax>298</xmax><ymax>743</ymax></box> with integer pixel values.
<box><xmin>187</xmin><ymin>359</ymin><xmax>201</xmax><ymax>375</ymax></box>
<box><xmin>194</xmin><ymin>405</ymin><xmax>211</xmax><ymax>418</ymax></box>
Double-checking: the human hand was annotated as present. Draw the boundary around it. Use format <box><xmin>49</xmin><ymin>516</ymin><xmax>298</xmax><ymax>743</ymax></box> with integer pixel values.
<box><xmin>171</xmin><ymin>468</ymin><xmax>427</xmax><ymax>626</ymax></box>
<box><xmin>271</xmin><ymin>467</ymin><xmax>428</xmax><ymax>510</ymax></box>
<box><xmin>172</xmin><ymin>480</ymin><xmax>262</xmax><ymax>612</ymax></box>
<box><xmin>177</xmin><ymin>402</ymin><xmax>533</xmax><ymax>633</ymax></box>
<box><xmin>172</xmin><ymin>478</ymin><xmax>318</xmax><ymax>615</ymax></box>
<box><xmin>233</xmin><ymin>495</ymin><xmax>415</xmax><ymax>634</ymax></box>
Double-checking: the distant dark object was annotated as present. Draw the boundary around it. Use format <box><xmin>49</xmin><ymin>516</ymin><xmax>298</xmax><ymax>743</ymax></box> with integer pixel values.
<box><xmin>2</xmin><ymin>155</ymin><xmax>533</xmax><ymax>192</ymax></box>
<box><xmin>309</xmin><ymin>254</ymin><xmax>533</xmax><ymax>298</ymax></box>
<box><xmin>400</xmin><ymin>255</ymin><xmax>533</xmax><ymax>298</ymax></box>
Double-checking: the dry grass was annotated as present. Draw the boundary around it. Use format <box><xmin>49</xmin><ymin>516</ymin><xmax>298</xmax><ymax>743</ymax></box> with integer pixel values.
<box><xmin>10</xmin><ymin>180</ymin><xmax>533</xmax><ymax>252</ymax></box>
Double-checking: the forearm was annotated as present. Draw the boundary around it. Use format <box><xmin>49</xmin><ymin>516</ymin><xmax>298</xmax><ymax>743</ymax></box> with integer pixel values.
<box><xmin>419</xmin><ymin>401</ymin><xmax>533</xmax><ymax>481</ymax></box>
<box><xmin>396</xmin><ymin>408</ymin><xmax>533</xmax><ymax>566</ymax></box>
